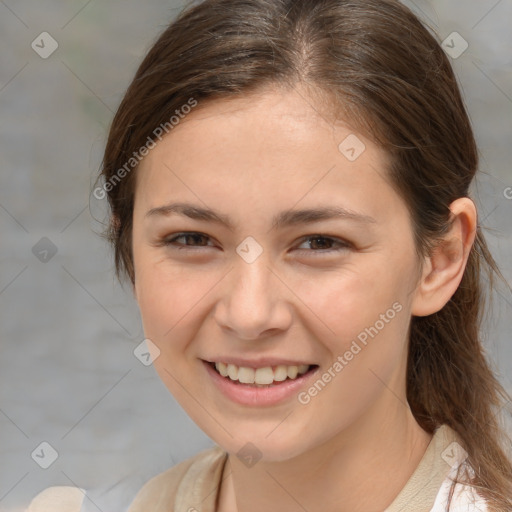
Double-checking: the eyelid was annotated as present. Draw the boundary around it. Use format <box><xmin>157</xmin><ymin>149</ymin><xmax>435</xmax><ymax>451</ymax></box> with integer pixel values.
<box><xmin>160</xmin><ymin>231</ymin><xmax>352</xmax><ymax>254</ymax></box>
<box><xmin>295</xmin><ymin>234</ymin><xmax>352</xmax><ymax>252</ymax></box>
<box><xmin>162</xmin><ymin>232</ymin><xmax>216</xmax><ymax>249</ymax></box>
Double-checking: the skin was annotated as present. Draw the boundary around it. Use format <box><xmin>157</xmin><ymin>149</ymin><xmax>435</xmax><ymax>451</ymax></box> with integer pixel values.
<box><xmin>130</xmin><ymin>85</ymin><xmax>477</xmax><ymax>512</ymax></box>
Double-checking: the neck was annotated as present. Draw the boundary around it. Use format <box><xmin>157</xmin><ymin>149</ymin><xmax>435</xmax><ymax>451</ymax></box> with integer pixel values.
<box><xmin>217</xmin><ymin>398</ymin><xmax>432</xmax><ymax>512</ymax></box>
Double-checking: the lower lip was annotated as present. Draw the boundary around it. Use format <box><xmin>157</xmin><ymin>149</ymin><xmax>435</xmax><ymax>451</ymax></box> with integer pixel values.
<box><xmin>202</xmin><ymin>360</ymin><xmax>319</xmax><ymax>407</ymax></box>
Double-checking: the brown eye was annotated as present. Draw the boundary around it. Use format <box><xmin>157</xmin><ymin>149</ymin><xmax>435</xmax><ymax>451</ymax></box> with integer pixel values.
<box><xmin>163</xmin><ymin>232</ymin><xmax>215</xmax><ymax>249</ymax></box>
<box><xmin>295</xmin><ymin>235</ymin><xmax>351</xmax><ymax>255</ymax></box>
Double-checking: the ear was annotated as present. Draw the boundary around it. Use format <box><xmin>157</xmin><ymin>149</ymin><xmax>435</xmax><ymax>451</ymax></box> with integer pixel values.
<box><xmin>411</xmin><ymin>197</ymin><xmax>477</xmax><ymax>317</ymax></box>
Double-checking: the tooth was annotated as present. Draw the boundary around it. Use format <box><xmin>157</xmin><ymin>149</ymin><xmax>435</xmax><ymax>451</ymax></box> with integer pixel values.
<box><xmin>254</xmin><ymin>367</ymin><xmax>274</xmax><ymax>385</ymax></box>
<box><xmin>216</xmin><ymin>362</ymin><xmax>228</xmax><ymax>377</ymax></box>
<box><xmin>238</xmin><ymin>367</ymin><xmax>255</xmax><ymax>384</ymax></box>
<box><xmin>298</xmin><ymin>364</ymin><xmax>309</xmax><ymax>375</ymax></box>
<box><xmin>227</xmin><ymin>364</ymin><xmax>238</xmax><ymax>380</ymax></box>
<box><xmin>217</xmin><ymin>362</ymin><xmax>311</xmax><ymax>383</ymax></box>
<box><xmin>287</xmin><ymin>366</ymin><xmax>298</xmax><ymax>379</ymax></box>
<box><xmin>274</xmin><ymin>365</ymin><xmax>288</xmax><ymax>382</ymax></box>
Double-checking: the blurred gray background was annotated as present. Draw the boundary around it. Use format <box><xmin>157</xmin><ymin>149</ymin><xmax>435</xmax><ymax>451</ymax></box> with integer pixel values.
<box><xmin>0</xmin><ymin>1</ymin><xmax>511</xmax><ymax>511</ymax></box>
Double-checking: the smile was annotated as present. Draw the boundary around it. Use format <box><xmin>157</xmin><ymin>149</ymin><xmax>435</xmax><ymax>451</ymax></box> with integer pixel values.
<box><xmin>211</xmin><ymin>361</ymin><xmax>312</xmax><ymax>386</ymax></box>
<box><xmin>202</xmin><ymin>360</ymin><xmax>320</xmax><ymax>406</ymax></box>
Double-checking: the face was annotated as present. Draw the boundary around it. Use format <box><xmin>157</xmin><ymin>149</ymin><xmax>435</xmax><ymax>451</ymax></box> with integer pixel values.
<box><xmin>131</xmin><ymin>86</ymin><xmax>423</xmax><ymax>462</ymax></box>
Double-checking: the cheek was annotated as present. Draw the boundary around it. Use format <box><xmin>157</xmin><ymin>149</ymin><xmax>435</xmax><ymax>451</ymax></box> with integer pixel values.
<box><xmin>291</xmin><ymin>261</ymin><xmax>414</xmax><ymax>411</ymax></box>
<box><xmin>133</xmin><ymin>248</ymin><xmax>208</xmax><ymax>340</ymax></box>
<box><xmin>292</xmin><ymin>261</ymin><xmax>412</xmax><ymax>348</ymax></box>
<box><xmin>134</xmin><ymin>265</ymin><xmax>209</xmax><ymax>394</ymax></box>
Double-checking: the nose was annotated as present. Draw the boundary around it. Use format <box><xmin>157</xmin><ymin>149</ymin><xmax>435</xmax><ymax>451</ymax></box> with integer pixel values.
<box><xmin>213</xmin><ymin>255</ymin><xmax>293</xmax><ymax>341</ymax></box>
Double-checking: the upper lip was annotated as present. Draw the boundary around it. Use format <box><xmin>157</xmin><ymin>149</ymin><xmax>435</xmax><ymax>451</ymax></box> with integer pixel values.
<box><xmin>203</xmin><ymin>357</ymin><xmax>316</xmax><ymax>369</ymax></box>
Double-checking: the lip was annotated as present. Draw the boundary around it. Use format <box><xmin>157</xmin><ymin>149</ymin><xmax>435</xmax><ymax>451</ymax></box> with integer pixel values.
<box><xmin>203</xmin><ymin>357</ymin><xmax>315</xmax><ymax>369</ymax></box>
<box><xmin>202</xmin><ymin>360</ymin><xmax>319</xmax><ymax>407</ymax></box>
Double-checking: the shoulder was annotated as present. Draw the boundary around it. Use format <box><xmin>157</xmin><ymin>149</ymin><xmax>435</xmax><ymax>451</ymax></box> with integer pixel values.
<box><xmin>127</xmin><ymin>444</ymin><xmax>227</xmax><ymax>512</ymax></box>
<box><xmin>26</xmin><ymin>445</ymin><xmax>226</xmax><ymax>512</ymax></box>
<box><xmin>430</xmin><ymin>462</ymin><xmax>489</xmax><ymax>512</ymax></box>
<box><xmin>27</xmin><ymin>486</ymin><xmax>86</xmax><ymax>512</ymax></box>
<box><xmin>425</xmin><ymin>424</ymin><xmax>489</xmax><ymax>512</ymax></box>
<box><xmin>429</xmin><ymin>425</ymin><xmax>490</xmax><ymax>512</ymax></box>
<box><xmin>386</xmin><ymin>424</ymin><xmax>490</xmax><ymax>512</ymax></box>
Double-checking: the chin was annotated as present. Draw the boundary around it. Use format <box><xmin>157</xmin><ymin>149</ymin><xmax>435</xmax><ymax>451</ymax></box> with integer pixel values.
<box><xmin>206</xmin><ymin>423</ymin><xmax>315</xmax><ymax>463</ymax></box>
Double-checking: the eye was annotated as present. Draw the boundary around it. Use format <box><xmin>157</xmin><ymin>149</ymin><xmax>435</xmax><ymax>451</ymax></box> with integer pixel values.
<box><xmin>162</xmin><ymin>232</ymin><xmax>216</xmax><ymax>250</ymax></box>
<box><xmin>294</xmin><ymin>235</ymin><xmax>351</xmax><ymax>255</ymax></box>
<box><xmin>159</xmin><ymin>232</ymin><xmax>351</xmax><ymax>255</ymax></box>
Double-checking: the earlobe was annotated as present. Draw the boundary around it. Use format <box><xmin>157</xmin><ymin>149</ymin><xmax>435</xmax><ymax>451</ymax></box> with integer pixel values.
<box><xmin>411</xmin><ymin>197</ymin><xmax>477</xmax><ymax>317</ymax></box>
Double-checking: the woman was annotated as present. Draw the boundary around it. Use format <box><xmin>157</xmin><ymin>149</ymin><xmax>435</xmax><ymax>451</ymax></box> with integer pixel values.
<box><xmin>28</xmin><ymin>0</ymin><xmax>512</xmax><ymax>510</ymax></box>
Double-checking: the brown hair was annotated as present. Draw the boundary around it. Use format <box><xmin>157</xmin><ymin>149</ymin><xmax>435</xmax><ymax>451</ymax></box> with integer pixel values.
<box><xmin>97</xmin><ymin>0</ymin><xmax>512</xmax><ymax>509</ymax></box>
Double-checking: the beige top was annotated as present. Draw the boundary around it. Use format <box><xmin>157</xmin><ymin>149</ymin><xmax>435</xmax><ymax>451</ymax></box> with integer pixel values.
<box><xmin>27</xmin><ymin>424</ymin><xmax>488</xmax><ymax>512</ymax></box>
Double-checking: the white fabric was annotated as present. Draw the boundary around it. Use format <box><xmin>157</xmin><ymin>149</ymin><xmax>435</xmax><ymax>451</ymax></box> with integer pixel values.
<box><xmin>27</xmin><ymin>442</ymin><xmax>491</xmax><ymax>512</ymax></box>
<box><xmin>26</xmin><ymin>486</ymin><xmax>86</xmax><ymax>512</ymax></box>
<box><xmin>430</xmin><ymin>463</ymin><xmax>488</xmax><ymax>512</ymax></box>
<box><xmin>27</xmin><ymin>476</ymin><xmax>490</xmax><ymax>512</ymax></box>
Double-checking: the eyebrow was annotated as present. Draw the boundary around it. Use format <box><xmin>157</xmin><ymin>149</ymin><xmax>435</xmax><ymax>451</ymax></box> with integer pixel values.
<box><xmin>144</xmin><ymin>202</ymin><xmax>377</xmax><ymax>231</ymax></box>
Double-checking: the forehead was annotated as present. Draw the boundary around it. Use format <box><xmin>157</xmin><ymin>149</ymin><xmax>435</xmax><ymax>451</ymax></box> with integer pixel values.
<box><xmin>133</xmin><ymin>87</ymin><xmax>401</xmax><ymax>225</ymax></box>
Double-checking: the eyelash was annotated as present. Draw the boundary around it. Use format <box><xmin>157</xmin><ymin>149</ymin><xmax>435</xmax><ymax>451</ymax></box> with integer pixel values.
<box><xmin>160</xmin><ymin>232</ymin><xmax>351</xmax><ymax>255</ymax></box>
